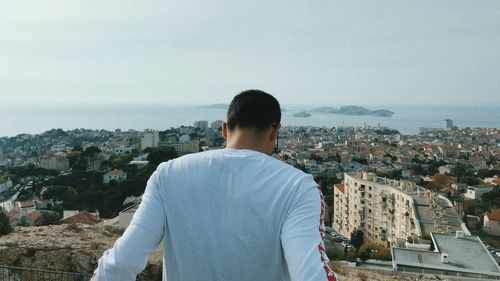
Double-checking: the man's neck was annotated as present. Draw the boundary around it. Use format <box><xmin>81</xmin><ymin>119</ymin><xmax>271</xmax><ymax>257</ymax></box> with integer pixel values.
<box><xmin>225</xmin><ymin>129</ymin><xmax>271</xmax><ymax>155</ymax></box>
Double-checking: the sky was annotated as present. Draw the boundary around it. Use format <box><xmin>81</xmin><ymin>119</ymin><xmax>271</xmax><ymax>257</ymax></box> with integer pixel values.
<box><xmin>1</xmin><ymin>1</ymin><xmax>499</xmax><ymax>107</ymax></box>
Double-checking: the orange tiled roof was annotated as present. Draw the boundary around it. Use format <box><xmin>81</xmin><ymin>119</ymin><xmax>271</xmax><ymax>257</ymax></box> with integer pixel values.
<box><xmin>105</xmin><ymin>169</ymin><xmax>125</xmax><ymax>177</ymax></box>
<box><xmin>486</xmin><ymin>209</ymin><xmax>500</xmax><ymax>221</ymax></box>
<box><xmin>27</xmin><ymin>211</ymin><xmax>43</xmax><ymax>222</ymax></box>
<box><xmin>5</xmin><ymin>209</ymin><xmax>20</xmax><ymax>218</ymax></box>
<box><xmin>334</xmin><ymin>184</ymin><xmax>345</xmax><ymax>194</ymax></box>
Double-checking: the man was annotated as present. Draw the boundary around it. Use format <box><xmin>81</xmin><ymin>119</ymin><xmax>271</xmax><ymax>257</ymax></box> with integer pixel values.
<box><xmin>91</xmin><ymin>90</ymin><xmax>338</xmax><ymax>281</ymax></box>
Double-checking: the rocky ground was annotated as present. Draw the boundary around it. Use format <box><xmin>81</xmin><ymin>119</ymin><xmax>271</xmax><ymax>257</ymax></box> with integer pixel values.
<box><xmin>0</xmin><ymin>224</ymin><xmax>162</xmax><ymax>280</ymax></box>
<box><xmin>0</xmin><ymin>224</ymin><xmax>458</xmax><ymax>281</ymax></box>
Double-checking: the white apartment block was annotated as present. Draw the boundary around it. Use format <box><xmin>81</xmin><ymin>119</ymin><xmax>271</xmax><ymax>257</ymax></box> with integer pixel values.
<box><xmin>0</xmin><ymin>178</ymin><xmax>13</xmax><ymax>193</ymax></box>
<box><xmin>194</xmin><ymin>120</ymin><xmax>209</xmax><ymax>131</ymax></box>
<box><xmin>211</xmin><ymin>120</ymin><xmax>224</xmax><ymax>130</ymax></box>
<box><xmin>38</xmin><ymin>153</ymin><xmax>69</xmax><ymax>171</ymax></box>
<box><xmin>334</xmin><ymin>172</ymin><xmax>464</xmax><ymax>247</ymax></box>
<box><xmin>333</xmin><ymin>172</ymin><xmax>422</xmax><ymax>246</ymax></box>
<box><xmin>141</xmin><ymin>130</ymin><xmax>160</xmax><ymax>150</ymax></box>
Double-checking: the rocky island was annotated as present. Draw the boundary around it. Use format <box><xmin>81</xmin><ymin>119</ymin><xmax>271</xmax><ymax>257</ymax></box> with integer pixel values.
<box><xmin>293</xmin><ymin>111</ymin><xmax>312</xmax><ymax>118</ymax></box>
<box><xmin>311</xmin><ymin>106</ymin><xmax>394</xmax><ymax>117</ymax></box>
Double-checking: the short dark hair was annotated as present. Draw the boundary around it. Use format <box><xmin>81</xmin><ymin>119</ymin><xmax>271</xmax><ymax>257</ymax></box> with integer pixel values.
<box><xmin>227</xmin><ymin>90</ymin><xmax>281</xmax><ymax>132</ymax></box>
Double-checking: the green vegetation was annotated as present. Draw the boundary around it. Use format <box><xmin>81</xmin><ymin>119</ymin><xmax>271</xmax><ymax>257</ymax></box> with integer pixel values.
<box><xmin>1</xmin><ymin>165</ymin><xmax>58</xmax><ymax>183</ymax></box>
<box><xmin>0</xmin><ymin>211</ymin><xmax>12</xmax><ymax>236</ymax></box>
<box><xmin>350</xmin><ymin>229</ymin><xmax>364</xmax><ymax>251</ymax></box>
<box><xmin>39</xmin><ymin>147</ymin><xmax>179</xmax><ymax>218</ymax></box>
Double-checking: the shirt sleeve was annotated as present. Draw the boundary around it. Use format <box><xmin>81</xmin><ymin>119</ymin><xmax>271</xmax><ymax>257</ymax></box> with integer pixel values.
<box><xmin>91</xmin><ymin>163</ymin><xmax>168</xmax><ymax>281</ymax></box>
<box><xmin>281</xmin><ymin>184</ymin><xmax>339</xmax><ymax>281</ymax></box>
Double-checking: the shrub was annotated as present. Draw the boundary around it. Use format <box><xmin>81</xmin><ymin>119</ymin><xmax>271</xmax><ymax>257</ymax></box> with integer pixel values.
<box><xmin>65</xmin><ymin>223</ymin><xmax>83</xmax><ymax>233</ymax></box>
<box><xmin>104</xmin><ymin>225</ymin><xmax>125</xmax><ymax>236</ymax></box>
<box><xmin>0</xmin><ymin>211</ymin><xmax>13</xmax><ymax>236</ymax></box>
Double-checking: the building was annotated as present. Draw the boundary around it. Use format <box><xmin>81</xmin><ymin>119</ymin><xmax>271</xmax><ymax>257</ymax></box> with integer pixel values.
<box><xmin>179</xmin><ymin>139</ymin><xmax>200</xmax><ymax>154</ymax></box>
<box><xmin>211</xmin><ymin>120</ymin><xmax>224</xmax><ymax>130</ymax></box>
<box><xmin>333</xmin><ymin>183</ymin><xmax>348</xmax><ymax>233</ymax></box>
<box><xmin>141</xmin><ymin>130</ymin><xmax>159</xmax><ymax>150</ymax></box>
<box><xmin>392</xmin><ymin>232</ymin><xmax>500</xmax><ymax>279</ymax></box>
<box><xmin>0</xmin><ymin>178</ymin><xmax>13</xmax><ymax>193</ymax></box>
<box><xmin>443</xmin><ymin>119</ymin><xmax>453</xmax><ymax>130</ymax></box>
<box><xmin>38</xmin><ymin>152</ymin><xmax>69</xmax><ymax>171</ymax></box>
<box><xmin>194</xmin><ymin>120</ymin><xmax>208</xmax><ymax>131</ymax></box>
<box><xmin>159</xmin><ymin>139</ymin><xmax>200</xmax><ymax>155</ymax></box>
<box><xmin>118</xmin><ymin>202</ymin><xmax>141</xmax><ymax>228</ymax></box>
<box><xmin>484</xmin><ymin>209</ymin><xmax>500</xmax><ymax>236</ymax></box>
<box><xmin>333</xmin><ymin>172</ymin><xmax>462</xmax><ymax>246</ymax></box>
<box><xmin>114</xmin><ymin>147</ymin><xmax>134</xmax><ymax>155</ymax></box>
<box><xmin>103</xmin><ymin>169</ymin><xmax>127</xmax><ymax>184</ymax></box>
<box><xmin>465</xmin><ymin>184</ymin><xmax>496</xmax><ymax>200</ymax></box>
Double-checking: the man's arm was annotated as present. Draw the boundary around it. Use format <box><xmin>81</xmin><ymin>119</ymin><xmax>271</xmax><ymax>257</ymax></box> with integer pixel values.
<box><xmin>91</xmin><ymin>163</ymin><xmax>168</xmax><ymax>281</ymax></box>
<box><xmin>281</xmin><ymin>185</ymin><xmax>339</xmax><ymax>281</ymax></box>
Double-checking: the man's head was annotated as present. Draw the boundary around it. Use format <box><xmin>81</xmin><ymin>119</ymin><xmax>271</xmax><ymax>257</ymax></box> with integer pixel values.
<box><xmin>223</xmin><ymin>90</ymin><xmax>281</xmax><ymax>155</ymax></box>
<box><xmin>226</xmin><ymin>89</ymin><xmax>281</xmax><ymax>132</ymax></box>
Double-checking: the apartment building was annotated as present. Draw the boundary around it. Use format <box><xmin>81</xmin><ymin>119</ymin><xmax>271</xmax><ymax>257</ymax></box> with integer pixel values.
<box><xmin>333</xmin><ymin>172</ymin><xmax>464</xmax><ymax>247</ymax></box>
<box><xmin>141</xmin><ymin>129</ymin><xmax>160</xmax><ymax>150</ymax></box>
<box><xmin>38</xmin><ymin>152</ymin><xmax>69</xmax><ymax>171</ymax></box>
<box><xmin>333</xmin><ymin>172</ymin><xmax>421</xmax><ymax>246</ymax></box>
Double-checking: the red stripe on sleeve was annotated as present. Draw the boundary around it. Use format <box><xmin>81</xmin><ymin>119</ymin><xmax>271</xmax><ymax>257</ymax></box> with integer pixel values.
<box><xmin>316</xmin><ymin>185</ymin><xmax>338</xmax><ymax>281</ymax></box>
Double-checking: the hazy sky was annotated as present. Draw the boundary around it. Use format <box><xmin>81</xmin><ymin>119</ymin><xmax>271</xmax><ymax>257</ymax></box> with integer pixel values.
<box><xmin>1</xmin><ymin>1</ymin><xmax>499</xmax><ymax>106</ymax></box>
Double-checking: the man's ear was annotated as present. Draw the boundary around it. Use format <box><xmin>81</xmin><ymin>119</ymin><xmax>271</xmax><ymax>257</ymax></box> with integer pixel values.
<box><xmin>270</xmin><ymin>124</ymin><xmax>281</xmax><ymax>141</ymax></box>
<box><xmin>222</xmin><ymin>122</ymin><xmax>228</xmax><ymax>140</ymax></box>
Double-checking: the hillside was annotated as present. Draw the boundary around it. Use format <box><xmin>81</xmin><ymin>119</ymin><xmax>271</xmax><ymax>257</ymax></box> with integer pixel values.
<box><xmin>0</xmin><ymin>225</ymin><xmax>455</xmax><ymax>281</ymax></box>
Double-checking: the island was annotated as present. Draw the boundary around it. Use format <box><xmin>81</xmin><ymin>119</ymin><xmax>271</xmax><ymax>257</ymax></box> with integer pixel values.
<box><xmin>197</xmin><ymin>104</ymin><xmax>229</xmax><ymax>110</ymax></box>
<box><xmin>311</xmin><ymin>105</ymin><xmax>394</xmax><ymax>117</ymax></box>
<box><xmin>293</xmin><ymin>111</ymin><xmax>312</xmax><ymax>118</ymax></box>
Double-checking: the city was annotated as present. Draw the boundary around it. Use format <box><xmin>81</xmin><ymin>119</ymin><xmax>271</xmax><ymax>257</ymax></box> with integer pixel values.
<box><xmin>0</xmin><ymin>120</ymin><xmax>499</xmax><ymax>280</ymax></box>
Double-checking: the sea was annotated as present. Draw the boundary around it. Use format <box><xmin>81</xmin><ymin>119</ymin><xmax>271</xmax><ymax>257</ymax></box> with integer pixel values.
<box><xmin>0</xmin><ymin>104</ymin><xmax>499</xmax><ymax>137</ymax></box>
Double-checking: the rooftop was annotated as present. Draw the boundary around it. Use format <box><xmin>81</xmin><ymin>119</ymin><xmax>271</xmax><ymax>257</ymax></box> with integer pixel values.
<box><xmin>393</xmin><ymin>232</ymin><xmax>500</xmax><ymax>276</ymax></box>
<box><xmin>485</xmin><ymin>208</ymin><xmax>500</xmax><ymax>221</ymax></box>
<box><xmin>104</xmin><ymin>169</ymin><xmax>126</xmax><ymax>176</ymax></box>
<box><xmin>334</xmin><ymin>183</ymin><xmax>345</xmax><ymax>194</ymax></box>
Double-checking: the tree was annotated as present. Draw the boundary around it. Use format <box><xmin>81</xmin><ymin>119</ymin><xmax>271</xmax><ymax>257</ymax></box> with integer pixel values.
<box><xmin>0</xmin><ymin>211</ymin><xmax>12</xmax><ymax>236</ymax></box>
<box><xmin>451</xmin><ymin>163</ymin><xmax>473</xmax><ymax>178</ymax></box>
<box><xmin>147</xmin><ymin>147</ymin><xmax>178</xmax><ymax>167</ymax></box>
<box><xmin>350</xmin><ymin>229</ymin><xmax>364</xmax><ymax>251</ymax></box>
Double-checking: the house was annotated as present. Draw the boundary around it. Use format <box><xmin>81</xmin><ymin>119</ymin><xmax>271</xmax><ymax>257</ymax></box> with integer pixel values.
<box><xmin>114</xmin><ymin>147</ymin><xmax>134</xmax><ymax>155</ymax></box>
<box><xmin>484</xmin><ymin>209</ymin><xmax>500</xmax><ymax>236</ymax></box>
<box><xmin>38</xmin><ymin>152</ymin><xmax>70</xmax><ymax>171</ymax></box>
<box><xmin>465</xmin><ymin>185</ymin><xmax>496</xmax><ymax>200</ymax></box>
<box><xmin>483</xmin><ymin>175</ymin><xmax>500</xmax><ymax>185</ymax></box>
<box><xmin>5</xmin><ymin>209</ymin><xmax>21</xmax><ymax>226</ymax></box>
<box><xmin>25</xmin><ymin>211</ymin><xmax>45</xmax><ymax>226</ymax></box>
<box><xmin>35</xmin><ymin>199</ymin><xmax>53</xmax><ymax>210</ymax></box>
<box><xmin>103</xmin><ymin>169</ymin><xmax>127</xmax><ymax>184</ymax></box>
<box><xmin>0</xmin><ymin>178</ymin><xmax>13</xmax><ymax>193</ymax></box>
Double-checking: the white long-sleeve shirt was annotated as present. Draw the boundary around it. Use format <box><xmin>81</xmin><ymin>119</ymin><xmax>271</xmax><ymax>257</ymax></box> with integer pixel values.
<box><xmin>92</xmin><ymin>148</ymin><xmax>338</xmax><ymax>281</ymax></box>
